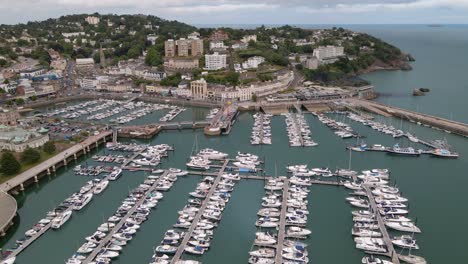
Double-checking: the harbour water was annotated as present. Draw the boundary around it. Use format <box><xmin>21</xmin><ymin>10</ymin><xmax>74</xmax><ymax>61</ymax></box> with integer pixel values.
<box><xmin>3</xmin><ymin>25</ymin><xmax>468</xmax><ymax>263</ymax></box>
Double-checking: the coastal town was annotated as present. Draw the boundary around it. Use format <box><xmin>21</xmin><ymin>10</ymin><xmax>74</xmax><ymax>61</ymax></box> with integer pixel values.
<box><xmin>0</xmin><ymin>13</ymin><xmax>467</xmax><ymax>264</ymax></box>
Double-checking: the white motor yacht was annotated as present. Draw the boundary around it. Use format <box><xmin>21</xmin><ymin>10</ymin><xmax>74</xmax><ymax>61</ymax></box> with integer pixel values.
<box><xmin>51</xmin><ymin>210</ymin><xmax>73</xmax><ymax>229</ymax></box>
<box><xmin>385</xmin><ymin>221</ymin><xmax>421</xmax><ymax>233</ymax></box>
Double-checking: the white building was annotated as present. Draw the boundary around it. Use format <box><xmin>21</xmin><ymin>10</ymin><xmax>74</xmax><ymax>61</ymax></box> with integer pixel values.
<box><xmin>62</xmin><ymin>32</ymin><xmax>86</xmax><ymax>38</ymax></box>
<box><xmin>241</xmin><ymin>35</ymin><xmax>257</xmax><ymax>43</ymax></box>
<box><xmin>205</xmin><ymin>52</ymin><xmax>227</xmax><ymax>71</ymax></box>
<box><xmin>79</xmin><ymin>78</ymin><xmax>99</xmax><ymax>90</ymax></box>
<box><xmin>76</xmin><ymin>58</ymin><xmax>95</xmax><ymax>66</ymax></box>
<box><xmin>172</xmin><ymin>88</ymin><xmax>192</xmax><ymax>97</ymax></box>
<box><xmin>212</xmin><ymin>71</ymin><xmax>294</xmax><ymax>102</ymax></box>
<box><xmin>85</xmin><ymin>16</ymin><xmax>100</xmax><ymax>25</ymax></box>
<box><xmin>0</xmin><ymin>126</ymin><xmax>49</xmax><ymax>152</ymax></box>
<box><xmin>242</xmin><ymin>56</ymin><xmax>265</xmax><ymax>69</ymax></box>
<box><xmin>209</xmin><ymin>41</ymin><xmax>226</xmax><ymax>51</ymax></box>
<box><xmin>147</xmin><ymin>35</ymin><xmax>158</xmax><ymax>45</ymax></box>
<box><xmin>313</xmin><ymin>46</ymin><xmax>345</xmax><ymax>60</ymax></box>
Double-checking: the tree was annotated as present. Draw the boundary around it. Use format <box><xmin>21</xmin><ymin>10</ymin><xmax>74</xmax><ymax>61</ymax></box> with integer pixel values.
<box><xmin>251</xmin><ymin>94</ymin><xmax>258</xmax><ymax>102</ymax></box>
<box><xmin>0</xmin><ymin>59</ymin><xmax>7</xmax><ymax>67</ymax></box>
<box><xmin>15</xmin><ymin>98</ymin><xmax>25</xmax><ymax>105</ymax></box>
<box><xmin>21</xmin><ymin>147</ymin><xmax>41</xmax><ymax>164</ymax></box>
<box><xmin>30</xmin><ymin>95</ymin><xmax>37</xmax><ymax>101</ymax></box>
<box><xmin>0</xmin><ymin>152</ymin><xmax>21</xmax><ymax>176</ymax></box>
<box><xmin>225</xmin><ymin>72</ymin><xmax>240</xmax><ymax>87</ymax></box>
<box><xmin>42</xmin><ymin>141</ymin><xmax>56</xmax><ymax>154</ymax></box>
<box><xmin>145</xmin><ymin>47</ymin><xmax>162</xmax><ymax>67</ymax></box>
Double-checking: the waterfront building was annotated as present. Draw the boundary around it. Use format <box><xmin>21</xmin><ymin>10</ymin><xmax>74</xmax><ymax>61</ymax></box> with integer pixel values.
<box><xmin>79</xmin><ymin>78</ymin><xmax>99</xmax><ymax>90</ymax></box>
<box><xmin>208</xmin><ymin>71</ymin><xmax>293</xmax><ymax>101</ymax></box>
<box><xmin>100</xmin><ymin>81</ymin><xmax>132</xmax><ymax>93</ymax></box>
<box><xmin>145</xmin><ymin>85</ymin><xmax>169</xmax><ymax>94</ymax></box>
<box><xmin>313</xmin><ymin>45</ymin><xmax>345</xmax><ymax>60</ymax></box>
<box><xmin>16</xmin><ymin>79</ymin><xmax>36</xmax><ymax>98</ymax></box>
<box><xmin>190</xmin><ymin>78</ymin><xmax>208</xmax><ymax>99</ymax></box>
<box><xmin>172</xmin><ymin>88</ymin><xmax>192</xmax><ymax>97</ymax></box>
<box><xmin>85</xmin><ymin>16</ymin><xmax>100</xmax><ymax>25</ymax></box>
<box><xmin>242</xmin><ymin>56</ymin><xmax>265</xmax><ymax>69</ymax></box>
<box><xmin>210</xmin><ymin>30</ymin><xmax>229</xmax><ymax>41</ymax></box>
<box><xmin>0</xmin><ymin>125</ymin><xmax>49</xmax><ymax>152</ymax></box>
<box><xmin>0</xmin><ymin>109</ymin><xmax>20</xmax><ymax>126</ymax></box>
<box><xmin>164</xmin><ymin>58</ymin><xmax>199</xmax><ymax>71</ymax></box>
<box><xmin>205</xmin><ymin>52</ymin><xmax>227</xmax><ymax>70</ymax></box>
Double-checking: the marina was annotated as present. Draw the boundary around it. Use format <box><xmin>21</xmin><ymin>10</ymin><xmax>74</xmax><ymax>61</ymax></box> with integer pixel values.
<box><xmin>283</xmin><ymin>113</ymin><xmax>318</xmax><ymax>147</ymax></box>
<box><xmin>77</xmin><ymin>171</ymin><xmax>174</xmax><ymax>264</ymax></box>
<box><xmin>1</xmin><ymin>104</ymin><xmax>467</xmax><ymax>264</ymax></box>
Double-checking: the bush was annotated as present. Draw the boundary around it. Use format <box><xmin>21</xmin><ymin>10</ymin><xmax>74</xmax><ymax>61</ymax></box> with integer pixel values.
<box><xmin>21</xmin><ymin>147</ymin><xmax>41</xmax><ymax>164</ymax></box>
<box><xmin>0</xmin><ymin>152</ymin><xmax>21</xmax><ymax>175</ymax></box>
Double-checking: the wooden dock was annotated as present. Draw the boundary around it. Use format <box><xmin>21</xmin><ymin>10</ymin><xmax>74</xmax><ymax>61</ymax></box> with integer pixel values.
<box><xmin>275</xmin><ymin>179</ymin><xmax>289</xmax><ymax>264</ymax></box>
<box><xmin>82</xmin><ymin>171</ymin><xmax>170</xmax><ymax>264</ymax></box>
<box><xmin>171</xmin><ymin>160</ymin><xmax>229</xmax><ymax>263</ymax></box>
<box><xmin>362</xmin><ymin>185</ymin><xmax>400</xmax><ymax>264</ymax></box>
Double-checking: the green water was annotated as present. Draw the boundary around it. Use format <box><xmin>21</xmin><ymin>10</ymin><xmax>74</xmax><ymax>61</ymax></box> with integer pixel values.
<box><xmin>5</xmin><ymin>25</ymin><xmax>468</xmax><ymax>263</ymax></box>
<box><xmin>3</xmin><ymin>110</ymin><xmax>468</xmax><ymax>263</ymax></box>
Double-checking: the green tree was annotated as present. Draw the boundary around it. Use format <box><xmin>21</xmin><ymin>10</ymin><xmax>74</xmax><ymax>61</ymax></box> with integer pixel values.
<box><xmin>252</xmin><ymin>93</ymin><xmax>258</xmax><ymax>102</ymax></box>
<box><xmin>20</xmin><ymin>147</ymin><xmax>41</xmax><ymax>164</ymax></box>
<box><xmin>0</xmin><ymin>152</ymin><xmax>21</xmax><ymax>176</ymax></box>
<box><xmin>42</xmin><ymin>141</ymin><xmax>56</xmax><ymax>154</ymax></box>
<box><xmin>225</xmin><ymin>72</ymin><xmax>240</xmax><ymax>86</ymax></box>
<box><xmin>0</xmin><ymin>59</ymin><xmax>7</xmax><ymax>67</ymax></box>
<box><xmin>30</xmin><ymin>95</ymin><xmax>37</xmax><ymax>101</ymax></box>
<box><xmin>145</xmin><ymin>47</ymin><xmax>162</xmax><ymax>67</ymax></box>
<box><xmin>15</xmin><ymin>98</ymin><xmax>25</xmax><ymax>105</ymax></box>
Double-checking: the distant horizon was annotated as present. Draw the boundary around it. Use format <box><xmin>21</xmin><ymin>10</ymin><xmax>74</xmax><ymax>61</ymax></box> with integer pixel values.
<box><xmin>2</xmin><ymin>0</ymin><xmax>468</xmax><ymax>25</ymax></box>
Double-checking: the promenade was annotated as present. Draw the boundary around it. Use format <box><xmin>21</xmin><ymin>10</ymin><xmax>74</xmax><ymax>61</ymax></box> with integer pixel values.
<box><xmin>0</xmin><ymin>131</ymin><xmax>112</xmax><ymax>238</ymax></box>
<box><xmin>0</xmin><ymin>130</ymin><xmax>112</xmax><ymax>193</ymax></box>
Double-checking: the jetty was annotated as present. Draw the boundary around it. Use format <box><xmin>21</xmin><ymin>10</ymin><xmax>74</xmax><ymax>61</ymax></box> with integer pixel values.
<box><xmin>82</xmin><ymin>170</ymin><xmax>170</xmax><ymax>264</ymax></box>
<box><xmin>362</xmin><ymin>185</ymin><xmax>400</xmax><ymax>264</ymax></box>
<box><xmin>117</xmin><ymin>121</ymin><xmax>210</xmax><ymax>139</ymax></box>
<box><xmin>171</xmin><ymin>159</ymin><xmax>229</xmax><ymax>263</ymax></box>
<box><xmin>353</xmin><ymin>99</ymin><xmax>468</xmax><ymax>136</ymax></box>
<box><xmin>275</xmin><ymin>179</ymin><xmax>289</xmax><ymax>264</ymax></box>
<box><xmin>204</xmin><ymin>104</ymin><xmax>239</xmax><ymax>136</ymax></box>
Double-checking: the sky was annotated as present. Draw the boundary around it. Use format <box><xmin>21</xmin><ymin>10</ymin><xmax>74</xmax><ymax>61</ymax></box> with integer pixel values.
<box><xmin>1</xmin><ymin>0</ymin><xmax>468</xmax><ymax>25</ymax></box>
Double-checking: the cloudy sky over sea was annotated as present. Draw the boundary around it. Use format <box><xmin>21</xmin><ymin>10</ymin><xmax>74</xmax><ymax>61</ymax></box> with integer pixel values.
<box><xmin>1</xmin><ymin>0</ymin><xmax>468</xmax><ymax>24</ymax></box>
